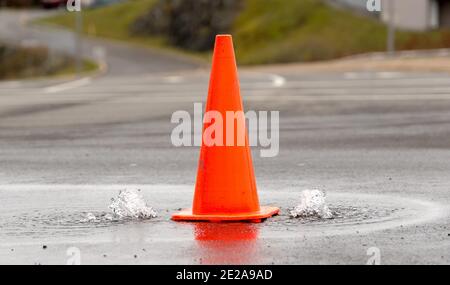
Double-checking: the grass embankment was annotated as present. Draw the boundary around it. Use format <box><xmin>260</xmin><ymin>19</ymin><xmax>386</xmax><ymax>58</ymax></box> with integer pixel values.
<box><xmin>35</xmin><ymin>1</ymin><xmax>184</xmax><ymax>53</ymax></box>
<box><xmin>37</xmin><ymin>0</ymin><xmax>450</xmax><ymax>65</ymax></box>
<box><xmin>0</xmin><ymin>43</ymin><xmax>97</xmax><ymax>80</ymax></box>
<box><xmin>38</xmin><ymin>0</ymin><xmax>155</xmax><ymax>41</ymax></box>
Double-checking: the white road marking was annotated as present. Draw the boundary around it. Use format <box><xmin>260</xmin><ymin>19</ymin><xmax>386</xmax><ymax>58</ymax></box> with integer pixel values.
<box><xmin>94</xmin><ymin>93</ymin><xmax>450</xmax><ymax>103</ymax></box>
<box><xmin>0</xmin><ymin>80</ymin><xmax>21</xmax><ymax>88</ymax></box>
<box><xmin>269</xmin><ymin>74</ymin><xmax>286</xmax><ymax>87</ymax></box>
<box><xmin>343</xmin><ymin>72</ymin><xmax>360</xmax><ymax>79</ymax></box>
<box><xmin>44</xmin><ymin>77</ymin><xmax>92</xmax><ymax>94</ymax></box>
<box><xmin>345</xmin><ymin>71</ymin><xmax>404</xmax><ymax>80</ymax></box>
<box><xmin>243</xmin><ymin>94</ymin><xmax>450</xmax><ymax>101</ymax></box>
<box><xmin>163</xmin><ymin>75</ymin><xmax>184</xmax><ymax>84</ymax></box>
<box><xmin>279</xmin><ymin>77</ymin><xmax>450</xmax><ymax>88</ymax></box>
<box><xmin>376</xmin><ymin>72</ymin><xmax>403</xmax><ymax>79</ymax></box>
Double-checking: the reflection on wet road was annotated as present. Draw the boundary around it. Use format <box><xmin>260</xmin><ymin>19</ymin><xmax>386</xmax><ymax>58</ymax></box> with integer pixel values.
<box><xmin>193</xmin><ymin>223</ymin><xmax>260</xmax><ymax>264</ymax></box>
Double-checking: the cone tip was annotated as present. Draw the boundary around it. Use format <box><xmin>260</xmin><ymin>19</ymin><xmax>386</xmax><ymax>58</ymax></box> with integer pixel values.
<box><xmin>216</xmin><ymin>34</ymin><xmax>232</xmax><ymax>39</ymax></box>
<box><xmin>213</xmin><ymin>34</ymin><xmax>235</xmax><ymax>59</ymax></box>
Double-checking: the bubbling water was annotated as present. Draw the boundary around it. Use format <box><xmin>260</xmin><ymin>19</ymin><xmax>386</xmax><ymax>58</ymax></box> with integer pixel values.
<box><xmin>290</xmin><ymin>190</ymin><xmax>333</xmax><ymax>219</ymax></box>
<box><xmin>109</xmin><ymin>189</ymin><xmax>157</xmax><ymax>219</ymax></box>
<box><xmin>82</xmin><ymin>189</ymin><xmax>157</xmax><ymax>222</ymax></box>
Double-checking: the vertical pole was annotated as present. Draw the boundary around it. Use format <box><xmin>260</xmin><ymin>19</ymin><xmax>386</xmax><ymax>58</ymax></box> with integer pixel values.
<box><xmin>387</xmin><ymin>0</ymin><xmax>396</xmax><ymax>55</ymax></box>
<box><xmin>75</xmin><ymin>11</ymin><xmax>83</xmax><ymax>77</ymax></box>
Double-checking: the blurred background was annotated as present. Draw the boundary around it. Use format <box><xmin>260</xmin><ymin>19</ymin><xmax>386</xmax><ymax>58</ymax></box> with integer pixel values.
<box><xmin>2</xmin><ymin>0</ymin><xmax>450</xmax><ymax>79</ymax></box>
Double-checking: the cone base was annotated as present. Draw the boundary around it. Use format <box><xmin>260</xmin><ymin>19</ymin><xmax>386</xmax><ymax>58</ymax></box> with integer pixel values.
<box><xmin>171</xmin><ymin>206</ymin><xmax>279</xmax><ymax>223</ymax></box>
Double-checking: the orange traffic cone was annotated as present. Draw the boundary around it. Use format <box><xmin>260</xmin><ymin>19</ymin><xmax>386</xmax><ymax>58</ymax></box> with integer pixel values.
<box><xmin>172</xmin><ymin>35</ymin><xmax>279</xmax><ymax>223</ymax></box>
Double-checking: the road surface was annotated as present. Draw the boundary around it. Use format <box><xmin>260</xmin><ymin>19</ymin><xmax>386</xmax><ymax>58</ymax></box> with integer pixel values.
<box><xmin>0</xmin><ymin>9</ymin><xmax>449</xmax><ymax>265</ymax></box>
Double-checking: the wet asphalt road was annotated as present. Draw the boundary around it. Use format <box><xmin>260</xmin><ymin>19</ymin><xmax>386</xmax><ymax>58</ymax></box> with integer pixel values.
<box><xmin>0</xmin><ymin>10</ymin><xmax>449</xmax><ymax>264</ymax></box>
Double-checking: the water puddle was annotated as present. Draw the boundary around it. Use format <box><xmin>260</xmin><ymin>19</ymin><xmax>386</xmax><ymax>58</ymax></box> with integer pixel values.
<box><xmin>0</xmin><ymin>185</ymin><xmax>446</xmax><ymax>243</ymax></box>
<box><xmin>1</xmin><ymin>188</ymin><xmax>159</xmax><ymax>239</ymax></box>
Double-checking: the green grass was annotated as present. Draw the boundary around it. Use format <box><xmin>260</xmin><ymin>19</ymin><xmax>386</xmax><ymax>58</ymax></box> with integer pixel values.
<box><xmin>0</xmin><ymin>44</ymin><xmax>98</xmax><ymax>80</ymax></box>
<box><xmin>52</xmin><ymin>59</ymin><xmax>98</xmax><ymax>77</ymax></box>
<box><xmin>233</xmin><ymin>0</ymin><xmax>450</xmax><ymax>64</ymax></box>
<box><xmin>36</xmin><ymin>0</ymin><xmax>206</xmax><ymax>60</ymax></box>
<box><xmin>39</xmin><ymin>0</ymin><xmax>156</xmax><ymax>41</ymax></box>
<box><xmin>37</xmin><ymin>0</ymin><xmax>450</xmax><ymax>65</ymax></box>
<box><xmin>233</xmin><ymin>0</ymin><xmax>388</xmax><ymax>64</ymax></box>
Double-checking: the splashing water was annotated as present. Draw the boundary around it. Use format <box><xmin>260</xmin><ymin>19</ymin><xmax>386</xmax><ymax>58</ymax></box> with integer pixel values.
<box><xmin>290</xmin><ymin>190</ymin><xmax>333</xmax><ymax>219</ymax></box>
<box><xmin>81</xmin><ymin>212</ymin><xmax>97</xmax><ymax>222</ymax></box>
<box><xmin>108</xmin><ymin>189</ymin><xmax>157</xmax><ymax>219</ymax></box>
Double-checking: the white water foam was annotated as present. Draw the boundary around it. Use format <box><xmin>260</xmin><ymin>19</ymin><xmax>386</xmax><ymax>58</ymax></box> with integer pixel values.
<box><xmin>290</xmin><ymin>190</ymin><xmax>333</xmax><ymax>219</ymax></box>
<box><xmin>81</xmin><ymin>212</ymin><xmax>97</xmax><ymax>222</ymax></box>
<box><xmin>81</xmin><ymin>189</ymin><xmax>157</xmax><ymax>222</ymax></box>
<box><xmin>109</xmin><ymin>189</ymin><xmax>157</xmax><ymax>219</ymax></box>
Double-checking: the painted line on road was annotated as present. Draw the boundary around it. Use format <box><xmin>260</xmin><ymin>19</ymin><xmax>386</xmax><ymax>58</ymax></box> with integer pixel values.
<box><xmin>0</xmin><ymin>80</ymin><xmax>21</xmax><ymax>88</ymax></box>
<box><xmin>343</xmin><ymin>72</ymin><xmax>405</xmax><ymax>80</ymax></box>
<box><xmin>376</xmin><ymin>71</ymin><xmax>404</xmax><ymax>79</ymax></box>
<box><xmin>85</xmin><ymin>93</ymin><xmax>450</xmax><ymax>103</ymax></box>
<box><xmin>163</xmin><ymin>75</ymin><xmax>184</xmax><ymax>84</ymax></box>
<box><xmin>343</xmin><ymin>72</ymin><xmax>360</xmax><ymax>80</ymax></box>
<box><xmin>250</xmin><ymin>94</ymin><xmax>450</xmax><ymax>101</ymax></box>
<box><xmin>44</xmin><ymin>77</ymin><xmax>92</xmax><ymax>94</ymax></box>
<box><xmin>269</xmin><ymin>74</ymin><xmax>286</xmax><ymax>87</ymax></box>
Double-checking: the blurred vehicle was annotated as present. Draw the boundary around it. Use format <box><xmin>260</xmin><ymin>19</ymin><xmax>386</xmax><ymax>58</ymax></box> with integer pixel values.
<box><xmin>40</xmin><ymin>0</ymin><xmax>65</xmax><ymax>9</ymax></box>
<box><xmin>39</xmin><ymin>0</ymin><xmax>118</xmax><ymax>9</ymax></box>
<box><xmin>1</xmin><ymin>0</ymin><xmax>40</xmax><ymax>7</ymax></box>
<box><xmin>91</xmin><ymin>0</ymin><xmax>121</xmax><ymax>8</ymax></box>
